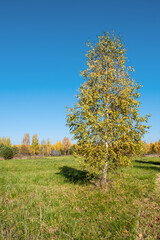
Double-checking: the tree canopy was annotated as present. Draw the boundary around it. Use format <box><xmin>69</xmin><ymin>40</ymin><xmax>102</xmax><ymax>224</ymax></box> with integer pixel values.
<box><xmin>67</xmin><ymin>32</ymin><xmax>150</xmax><ymax>186</ymax></box>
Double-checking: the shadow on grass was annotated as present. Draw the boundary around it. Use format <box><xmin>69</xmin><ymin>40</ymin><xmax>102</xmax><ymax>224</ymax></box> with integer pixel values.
<box><xmin>135</xmin><ymin>160</ymin><xmax>160</xmax><ymax>166</ymax></box>
<box><xmin>57</xmin><ymin>166</ymin><xmax>93</xmax><ymax>184</ymax></box>
<box><xmin>134</xmin><ymin>159</ymin><xmax>160</xmax><ymax>172</ymax></box>
<box><xmin>134</xmin><ymin>166</ymin><xmax>160</xmax><ymax>172</ymax></box>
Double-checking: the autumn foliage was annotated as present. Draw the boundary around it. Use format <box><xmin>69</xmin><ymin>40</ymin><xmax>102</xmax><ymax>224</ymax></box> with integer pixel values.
<box><xmin>0</xmin><ymin>135</ymin><xmax>72</xmax><ymax>158</ymax></box>
<box><xmin>140</xmin><ymin>140</ymin><xmax>160</xmax><ymax>155</ymax></box>
<box><xmin>67</xmin><ymin>32</ymin><xmax>150</xmax><ymax>185</ymax></box>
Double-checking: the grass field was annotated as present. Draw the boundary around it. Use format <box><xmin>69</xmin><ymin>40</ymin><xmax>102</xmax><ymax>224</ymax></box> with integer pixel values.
<box><xmin>0</xmin><ymin>156</ymin><xmax>160</xmax><ymax>239</ymax></box>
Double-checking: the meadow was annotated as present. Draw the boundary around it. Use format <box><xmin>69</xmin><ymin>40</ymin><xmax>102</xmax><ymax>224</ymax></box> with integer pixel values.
<box><xmin>0</xmin><ymin>156</ymin><xmax>160</xmax><ymax>239</ymax></box>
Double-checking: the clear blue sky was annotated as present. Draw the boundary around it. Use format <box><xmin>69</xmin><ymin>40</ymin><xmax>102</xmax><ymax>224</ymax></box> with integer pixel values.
<box><xmin>0</xmin><ymin>0</ymin><xmax>160</xmax><ymax>144</ymax></box>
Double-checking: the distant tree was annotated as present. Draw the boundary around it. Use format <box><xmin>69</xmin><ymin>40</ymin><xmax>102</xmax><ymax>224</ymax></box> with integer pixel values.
<box><xmin>22</xmin><ymin>133</ymin><xmax>30</xmax><ymax>146</ymax></box>
<box><xmin>149</xmin><ymin>142</ymin><xmax>156</xmax><ymax>154</ymax></box>
<box><xmin>155</xmin><ymin>140</ymin><xmax>160</xmax><ymax>154</ymax></box>
<box><xmin>54</xmin><ymin>141</ymin><xmax>64</xmax><ymax>154</ymax></box>
<box><xmin>20</xmin><ymin>145</ymin><xmax>30</xmax><ymax>155</ymax></box>
<box><xmin>12</xmin><ymin>146</ymin><xmax>19</xmax><ymax>156</ymax></box>
<box><xmin>31</xmin><ymin>134</ymin><xmax>39</xmax><ymax>155</ymax></box>
<box><xmin>5</xmin><ymin>137</ymin><xmax>11</xmax><ymax>147</ymax></box>
<box><xmin>0</xmin><ymin>137</ymin><xmax>11</xmax><ymax>146</ymax></box>
<box><xmin>22</xmin><ymin>133</ymin><xmax>30</xmax><ymax>154</ymax></box>
<box><xmin>0</xmin><ymin>146</ymin><xmax>14</xmax><ymax>160</ymax></box>
<box><xmin>67</xmin><ymin>32</ymin><xmax>150</xmax><ymax>187</ymax></box>
<box><xmin>62</xmin><ymin>137</ymin><xmax>72</xmax><ymax>155</ymax></box>
<box><xmin>41</xmin><ymin>139</ymin><xmax>46</xmax><ymax>157</ymax></box>
<box><xmin>46</xmin><ymin>138</ymin><xmax>51</xmax><ymax>156</ymax></box>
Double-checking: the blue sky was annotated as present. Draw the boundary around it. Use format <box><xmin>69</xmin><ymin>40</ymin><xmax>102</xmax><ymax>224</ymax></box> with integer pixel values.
<box><xmin>0</xmin><ymin>0</ymin><xmax>160</xmax><ymax>144</ymax></box>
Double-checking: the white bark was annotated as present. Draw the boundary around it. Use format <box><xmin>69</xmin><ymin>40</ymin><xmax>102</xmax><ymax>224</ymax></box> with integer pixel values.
<box><xmin>100</xmin><ymin>141</ymin><xmax>108</xmax><ymax>188</ymax></box>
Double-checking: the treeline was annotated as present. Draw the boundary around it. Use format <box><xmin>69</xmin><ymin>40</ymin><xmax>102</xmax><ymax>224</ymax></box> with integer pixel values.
<box><xmin>1</xmin><ymin>134</ymin><xmax>160</xmax><ymax>160</ymax></box>
<box><xmin>0</xmin><ymin>134</ymin><xmax>73</xmax><ymax>159</ymax></box>
<box><xmin>141</xmin><ymin>140</ymin><xmax>160</xmax><ymax>155</ymax></box>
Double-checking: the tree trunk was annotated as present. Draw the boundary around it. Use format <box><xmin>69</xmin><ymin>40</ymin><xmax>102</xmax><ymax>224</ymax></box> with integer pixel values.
<box><xmin>100</xmin><ymin>142</ymin><xmax>108</xmax><ymax>188</ymax></box>
<box><xmin>100</xmin><ymin>160</ymin><xmax>108</xmax><ymax>188</ymax></box>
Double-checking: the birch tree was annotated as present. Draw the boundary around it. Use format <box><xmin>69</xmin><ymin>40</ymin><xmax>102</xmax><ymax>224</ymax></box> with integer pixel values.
<box><xmin>66</xmin><ymin>32</ymin><xmax>150</xmax><ymax>187</ymax></box>
<box><xmin>46</xmin><ymin>138</ymin><xmax>51</xmax><ymax>156</ymax></box>
<box><xmin>41</xmin><ymin>139</ymin><xmax>46</xmax><ymax>157</ymax></box>
<box><xmin>62</xmin><ymin>137</ymin><xmax>72</xmax><ymax>155</ymax></box>
<box><xmin>22</xmin><ymin>133</ymin><xmax>30</xmax><ymax>154</ymax></box>
<box><xmin>22</xmin><ymin>133</ymin><xmax>30</xmax><ymax>146</ymax></box>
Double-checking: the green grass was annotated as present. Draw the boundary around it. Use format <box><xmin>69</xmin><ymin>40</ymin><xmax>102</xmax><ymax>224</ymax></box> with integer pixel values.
<box><xmin>0</xmin><ymin>156</ymin><xmax>160</xmax><ymax>239</ymax></box>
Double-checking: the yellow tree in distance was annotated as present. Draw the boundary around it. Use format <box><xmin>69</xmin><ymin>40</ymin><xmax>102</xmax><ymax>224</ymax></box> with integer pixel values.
<box><xmin>31</xmin><ymin>134</ymin><xmax>39</xmax><ymax>155</ymax></box>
